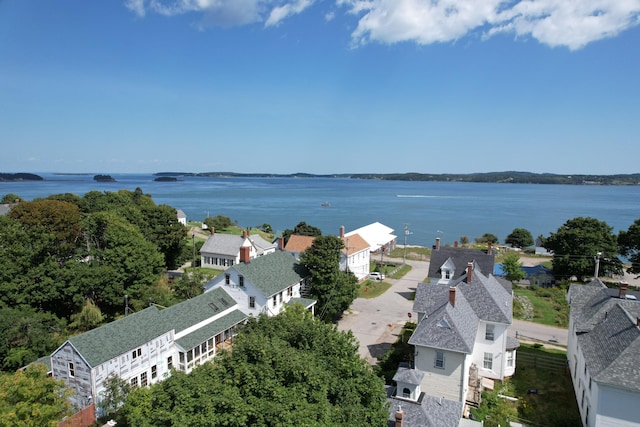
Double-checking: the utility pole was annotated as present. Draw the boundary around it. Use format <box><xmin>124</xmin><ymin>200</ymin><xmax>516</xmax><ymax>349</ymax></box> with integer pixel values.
<box><xmin>192</xmin><ymin>233</ymin><xmax>196</xmax><ymax>267</ymax></box>
<box><xmin>403</xmin><ymin>224</ymin><xmax>412</xmax><ymax>264</ymax></box>
<box><xmin>594</xmin><ymin>252</ymin><xmax>602</xmax><ymax>278</ymax></box>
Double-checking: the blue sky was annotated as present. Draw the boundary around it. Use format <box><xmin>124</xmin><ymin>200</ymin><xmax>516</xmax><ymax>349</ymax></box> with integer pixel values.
<box><xmin>1</xmin><ymin>0</ymin><xmax>639</xmax><ymax>175</ymax></box>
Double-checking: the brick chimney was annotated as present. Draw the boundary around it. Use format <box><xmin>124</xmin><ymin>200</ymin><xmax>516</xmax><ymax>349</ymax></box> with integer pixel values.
<box><xmin>620</xmin><ymin>281</ymin><xmax>629</xmax><ymax>299</ymax></box>
<box><xmin>395</xmin><ymin>408</ymin><xmax>404</xmax><ymax>427</ymax></box>
<box><xmin>278</xmin><ymin>236</ymin><xmax>285</xmax><ymax>250</ymax></box>
<box><xmin>467</xmin><ymin>262</ymin><xmax>473</xmax><ymax>283</ymax></box>
<box><xmin>449</xmin><ymin>286</ymin><xmax>456</xmax><ymax>307</ymax></box>
<box><xmin>240</xmin><ymin>246</ymin><xmax>250</xmax><ymax>263</ymax></box>
<box><xmin>435</xmin><ymin>237</ymin><xmax>440</xmax><ymax>251</ymax></box>
<box><xmin>340</xmin><ymin>225</ymin><xmax>345</xmax><ymax>239</ymax></box>
<box><xmin>487</xmin><ymin>241</ymin><xmax>492</xmax><ymax>255</ymax></box>
<box><xmin>454</xmin><ymin>240</ymin><xmax>458</xmax><ymax>248</ymax></box>
<box><xmin>247</xmin><ymin>228</ymin><xmax>251</xmax><ymax>236</ymax></box>
<box><xmin>242</xmin><ymin>230</ymin><xmax>247</xmax><ymax>238</ymax></box>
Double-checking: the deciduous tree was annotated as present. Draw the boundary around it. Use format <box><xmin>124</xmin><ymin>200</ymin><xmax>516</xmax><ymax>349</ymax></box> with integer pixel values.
<box><xmin>505</xmin><ymin>228</ymin><xmax>534</xmax><ymax>248</ymax></box>
<box><xmin>501</xmin><ymin>252</ymin><xmax>527</xmax><ymax>284</ymax></box>
<box><xmin>544</xmin><ymin>217</ymin><xmax>622</xmax><ymax>281</ymax></box>
<box><xmin>618</xmin><ymin>218</ymin><xmax>640</xmax><ymax>278</ymax></box>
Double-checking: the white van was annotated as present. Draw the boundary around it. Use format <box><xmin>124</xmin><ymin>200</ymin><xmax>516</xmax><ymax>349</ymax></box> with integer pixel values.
<box><xmin>369</xmin><ymin>272</ymin><xmax>385</xmax><ymax>281</ymax></box>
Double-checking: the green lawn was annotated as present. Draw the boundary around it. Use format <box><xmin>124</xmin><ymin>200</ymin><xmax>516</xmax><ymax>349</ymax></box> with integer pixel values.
<box><xmin>358</xmin><ymin>280</ymin><xmax>391</xmax><ymax>298</ymax></box>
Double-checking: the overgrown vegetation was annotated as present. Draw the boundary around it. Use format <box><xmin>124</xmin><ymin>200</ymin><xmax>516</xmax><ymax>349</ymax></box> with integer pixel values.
<box><xmin>470</xmin><ymin>381</ymin><xmax>518</xmax><ymax>427</ymax></box>
<box><xmin>374</xmin><ymin>322</ymin><xmax>416</xmax><ymax>384</ymax></box>
<box><xmin>513</xmin><ymin>286</ymin><xmax>570</xmax><ymax>327</ymax></box>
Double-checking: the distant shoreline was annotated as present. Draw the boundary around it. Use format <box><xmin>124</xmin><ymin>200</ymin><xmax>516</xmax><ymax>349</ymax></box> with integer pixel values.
<box><xmin>2</xmin><ymin>171</ymin><xmax>640</xmax><ymax>185</ymax></box>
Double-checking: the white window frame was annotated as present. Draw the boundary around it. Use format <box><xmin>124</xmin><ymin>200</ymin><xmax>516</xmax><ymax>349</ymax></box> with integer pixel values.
<box><xmin>507</xmin><ymin>350</ymin><xmax>514</xmax><ymax>368</ymax></box>
<box><xmin>485</xmin><ymin>324</ymin><xmax>495</xmax><ymax>341</ymax></box>
<box><xmin>483</xmin><ymin>352</ymin><xmax>493</xmax><ymax>370</ymax></box>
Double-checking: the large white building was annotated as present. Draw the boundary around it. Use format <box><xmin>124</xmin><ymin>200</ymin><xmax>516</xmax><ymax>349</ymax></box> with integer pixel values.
<box><xmin>50</xmin><ymin>287</ymin><xmax>247</xmax><ymax>415</ymax></box>
<box><xmin>566</xmin><ymin>279</ymin><xmax>640</xmax><ymax>427</ymax></box>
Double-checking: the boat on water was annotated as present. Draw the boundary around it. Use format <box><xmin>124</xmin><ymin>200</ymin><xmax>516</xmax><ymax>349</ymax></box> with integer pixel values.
<box><xmin>321</xmin><ymin>202</ymin><xmax>330</xmax><ymax>207</ymax></box>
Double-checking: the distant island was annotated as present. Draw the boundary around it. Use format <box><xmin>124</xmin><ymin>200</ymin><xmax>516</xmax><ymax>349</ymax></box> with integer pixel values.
<box><xmin>0</xmin><ymin>173</ymin><xmax>43</xmax><ymax>182</ymax></box>
<box><xmin>155</xmin><ymin>171</ymin><xmax>640</xmax><ymax>185</ymax></box>
<box><xmin>153</xmin><ymin>176</ymin><xmax>180</xmax><ymax>182</ymax></box>
<box><xmin>94</xmin><ymin>174</ymin><xmax>116</xmax><ymax>182</ymax></box>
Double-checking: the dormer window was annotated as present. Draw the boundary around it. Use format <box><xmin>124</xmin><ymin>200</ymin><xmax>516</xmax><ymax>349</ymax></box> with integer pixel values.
<box><xmin>444</xmin><ymin>269</ymin><xmax>451</xmax><ymax>279</ymax></box>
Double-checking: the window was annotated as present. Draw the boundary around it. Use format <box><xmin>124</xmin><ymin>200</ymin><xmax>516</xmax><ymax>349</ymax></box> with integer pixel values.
<box><xmin>249</xmin><ymin>296</ymin><xmax>256</xmax><ymax>309</ymax></box>
<box><xmin>179</xmin><ymin>352</ymin><xmax>185</xmax><ymax>364</ymax></box>
<box><xmin>130</xmin><ymin>377</ymin><xmax>138</xmax><ymax>388</ymax></box>
<box><xmin>402</xmin><ymin>388</ymin><xmax>411</xmax><ymax>398</ymax></box>
<box><xmin>444</xmin><ymin>269</ymin><xmax>451</xmax><ymax>279</ymax></box>
<box><xmin>151</xmin><ymin>365</ymin><xmax>157</xmax><ymax>379</ymax></box>
<box><xmin>507</xmin><ymin>351</ymin><xmax>514</xmax><ymax>368</ymax></box>
<box><xmin>273</xmin><ymin>295</ymin><xmax>277</xmax><ymax>307</ymax></box>
<box><xmin>287</xmin><ymin>287</ymin><xmax>292</xmax><ymax>296</ymax></box>
<box><xmin>279</xmin><ymin>292</ymin><xmax>283</xmax><ymax>303</ymax></box>
<box><xmin>435</xmin><ymin>351</ymin><xmax>445</xmax><ymax>369</ymax></box>
<box><xmin>485</xmin><ymin>324</ymin><xmax>495</xmax><ymax>341</ymax></box>
<box><xmin>239</xmin><ymin>276</ymin><xmax>244</xmax><ymax>287</ymax></box>
<box><xmin>167</xmin><ymin>356</ymin><xmax>173</xmax><ymax>370</ymax></box>
<box><xmin>68</xmin><ymin>362</ymin><xmax>75</xmax><ymax>378</ymax></box>
<box><xmin>483</xmin><ymin>352</ymin><xmax>493</xmax><ymax>370</ymax></box>
<box><xmin>132</xmin><ymin>350</ymin><xmax>137</xmax><ymax>359</ymax></box>
<box><xmin>225</xmin><ymin>274</ymin><xmax>230</xmax><ymax>285</ymax></box>
<box><xmin>141</xmin><ymin>371</ymin><xmax>148</xmax><ymax>387</ymax></box>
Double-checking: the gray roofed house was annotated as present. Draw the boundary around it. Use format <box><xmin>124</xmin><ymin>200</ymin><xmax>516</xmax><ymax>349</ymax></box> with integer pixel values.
<box><xmin>566</xmin><ymin>278</ymin><xmax>640</xmax><ymax>426</ymax></box>
<box><xmin>386</xmin><ymin>384</ymin><xmax>469</xmax><ymax>427</ymax></box>
<box><xmin>428</xmin><ymin>239</ymin><xmax>495</xmax><ymax>285</ymax></box>
<box><xmin>406</xmin><ymin>260</ymin><xmax>515</xmax><ymax>420</ymax></box>
<box><xmin>199</xmin><ymin>229</ymin><xmax>277</xmax><ymax>269</ymax></box>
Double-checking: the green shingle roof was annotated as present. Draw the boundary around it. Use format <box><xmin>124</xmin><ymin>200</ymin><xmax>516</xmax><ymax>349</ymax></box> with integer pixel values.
<box><xmin>65</xmin><ymin>288</ymin><xmax>247</xmax><ymax>367</ymax></box>
<box><xmin>69</xmin><ymin>306</ymin><xmax>166</xmax><ymax>367</ymax></box>
<box><xmin>287</xmin><ymin>297</ymin><xmax>317</xmax><ymax>308</ymax></box>
<box><xmin>233</xmin><ymin>251</ymin><xmax>308</xmax><ymax>297</ymax></box>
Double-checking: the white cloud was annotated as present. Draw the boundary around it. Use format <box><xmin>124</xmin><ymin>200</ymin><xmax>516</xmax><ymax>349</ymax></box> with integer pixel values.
<box><xmin>124</xmin><ymin>0</ymin><xmax>640</xmax><ymax>49</ymax></box>
<box><xmin>338</xmin><ymin>0</ymin><xmax>640</xmax><ymax>49</ymax></box>
<box><xmin>265</xmin><ymin>0</ymin><xmax>316</xmax><ymax>27</ymax></box>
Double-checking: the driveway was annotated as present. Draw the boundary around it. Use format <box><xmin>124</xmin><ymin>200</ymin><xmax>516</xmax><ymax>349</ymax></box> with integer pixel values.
<box><xmin>337</xmin><ymin>258</ymin><xmax>429</xmax><ymax>363</ymax></box>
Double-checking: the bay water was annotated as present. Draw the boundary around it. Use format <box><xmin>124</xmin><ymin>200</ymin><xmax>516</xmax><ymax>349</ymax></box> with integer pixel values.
<box><xmin>2</xmin><ymin>173</ymin><xmax>640</xmax><ymax>247</ymax></box>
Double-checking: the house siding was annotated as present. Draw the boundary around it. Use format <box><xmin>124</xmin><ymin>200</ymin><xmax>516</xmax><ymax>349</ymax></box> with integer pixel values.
<box><xmin>414</xmin><ymin>347</ymin><xmax>467</xmax><ymax>402</ymax></box>
<box><xmin>51</xmin><ymin>343</ymin><xmax>92</xmax><ymax>410</ymax></box>
<box><xmin>471</xmin><ymin>321</ymin><xmax>508</xmax><ymax>381</ymax></box>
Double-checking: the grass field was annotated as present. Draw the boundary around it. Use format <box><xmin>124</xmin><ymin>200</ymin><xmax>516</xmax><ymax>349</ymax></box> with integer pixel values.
<box><xmin>513</xmin><ymin>286</ymin><xmax>570</xmax><ymax>327</ymax></box>
<box><xmin>358</xmin><ymin>280</ymin><xmax>391</xmax><ymax>298</ymax></box>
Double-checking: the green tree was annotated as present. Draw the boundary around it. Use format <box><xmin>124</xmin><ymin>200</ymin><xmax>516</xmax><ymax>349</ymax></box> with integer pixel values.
<box><xmin>501</xmin><ymin>252</ymin><xmax>527</xmax><ymax>284</ymax></box>
<box><xmin>283</xmin><ymin>221</ymin><xmax>322</xmax><ymax>244</ymax></box>
<box><xmin>69</xmin><ymin>299</ymin><xmax>104</xmax><ymax>333</ymax></box>
<box><xmin>119</xmin><ymin>305</ymin><xmax>388</xmax><ymax>427</ymax></box>
<box><xmin>300</xmin><ymin>235</ymin><xmax>358</xmax><ymax>322</ymax></box>
<box><xmin>0</xmin><ymin>307</ymin><xmax>65</xmax><ymax>371</ymax></box>
<box><xmin>0</xmin><ymin>364</ymin><xmax>72</xmax><ymax>427</ymax></box>
<box><xmin>505</xmin><ymin>228</ymin><xmax>534</xmax><ymax>248</ymax></box>
<box><xmin>1</xmin><ymin>193</ymin><xmax>22</xmax><ymax>204</ymax></box>
<box><xmin>100</xmin><ymin>374</ymin><xmax>132</xmax><ymax>418</ymax></box>
<box><xmin>203</xmin><ymin>215</ymin><xmax>233</xmax><ymax>231</ymax></box>
<box><xmin>544</xmin><ymin>217</ymin><xmax>622</xmax><ymax>281</ymax></box>
<box><xmin>171</xmin><ymin>270</ymin><xmax>205</xmax><ymax>301</ymax></box>
<box><xmin>618</xmin><ymin>218</ymin><xmax>640</xmax><ymax>278</ymax></box>
<box><xmin>475</xmin><ymin>233</ymin><xmax>499</xmax><ymax>244</ymax></box>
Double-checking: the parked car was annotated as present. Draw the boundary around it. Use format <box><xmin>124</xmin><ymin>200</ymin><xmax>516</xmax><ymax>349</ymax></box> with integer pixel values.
<box><xmin>369</xmin><ymin>272</ymin><xmax>385</xmax><ymax>281</ymax></box>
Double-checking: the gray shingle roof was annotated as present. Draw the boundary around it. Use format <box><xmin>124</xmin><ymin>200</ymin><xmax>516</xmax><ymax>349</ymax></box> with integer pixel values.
<box><xmin>569</xmin><ymin>279</ymin><xmax>640</xmax><ymax>392</ymax></box>
<box><xmin>386</xmin><ymin>387</ymin><xmax>463</xmax><ymax>427</ymax></box>
<box><xmin>200</xmin><ymin>233</ymin><xmax>275</xmax><ymax>256</ymax></box>
<box><xmin>450</xmin><ymin>269</ymin><xmax>512</xmax><ymax>324</ymax></box>
<box><xmin>409</xmin><ymin>286</ymin><xmax>478</xmax><ymax>353</ymax></box>
<box><xmin>233</xmin><ymin>251</ymin><xmax>308</xmax><ymax>297</ymax></box>
<box><xmin>393</xmin><ymin>364</ymin><xmax>425</xmax><ymax>385</ymax></box>
<box><xmin>428</xmin><ymin>246</ymin><xmax>495</xmax><ymax>279</ymax></box>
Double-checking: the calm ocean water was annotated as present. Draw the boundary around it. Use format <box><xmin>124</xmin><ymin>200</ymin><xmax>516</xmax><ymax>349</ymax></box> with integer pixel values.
<box><xmin>2</xmin><ymin>173</ymin><xmax>640</xmax><ymax>247</ymax></box>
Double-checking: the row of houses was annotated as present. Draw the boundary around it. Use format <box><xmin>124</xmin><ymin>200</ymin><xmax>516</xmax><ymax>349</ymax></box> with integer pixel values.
<box><xmin>47</xmin><ymin>221</ymin><xmax>397</xmax><ymax>423</ymax></box>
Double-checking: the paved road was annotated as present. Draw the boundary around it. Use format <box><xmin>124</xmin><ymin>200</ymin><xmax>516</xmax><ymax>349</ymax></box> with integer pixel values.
<box><xmin>338</xmin><ymin>259</ymin><xmax>570</xmax><ymax>364</ymax></box>
<box><xmin>337</xmin><ymin>258</ymin><xmax>429</xmax><ymax>363</ymax></box>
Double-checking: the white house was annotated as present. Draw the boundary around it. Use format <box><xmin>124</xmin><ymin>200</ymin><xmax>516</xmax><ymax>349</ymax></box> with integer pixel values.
<box><xmin>199</xmin><ymin>228</ymin><xmax>276</xmax><ymax>269</ymax></box>
<box><xmin>50</xmin><ymin>287</ymin><xmax>247</xmax><ymax>415</ymax></box>
<box><xmin>176</xmin><ymin>209</ymin><xmax>187</xmax><ymax>225</ymax></box>
<box><xmin>339</xmin><ymin>226</ymin><xmax>371</xmax><ymax>281</ymax></box>
<box><xmin>345</xmin><ymin>221</ymin><xmax>396</xmax><ymax>254</ymax></box>
<box><xmin>203</xmin><ymin>250</ymin><xmax>316</xmax><ymax>317</ymax></box>
<box><xmin>428</xmin><ymin>238</ymin><xmax>496</xmax><ymax>285</ymax></box>
<box><xmin>566</xmin><ymin>279</ymin><xmax>640</xmax><ymax>427</ymax></box>
<box><xmin>409</xmin><ymin>262</ymin><xmax>515</xmax><ymax>414</ymax></box>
